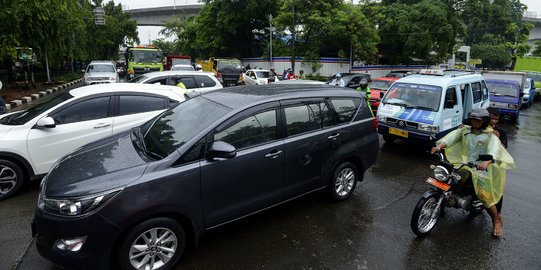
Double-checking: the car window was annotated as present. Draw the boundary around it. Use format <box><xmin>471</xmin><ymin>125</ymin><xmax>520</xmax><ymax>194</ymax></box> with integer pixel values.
<box><xmin>214</xmin><ymin>110</ymin><xmax>278</xmax><ymax>149</ymax></box>
<box><xmin>284</xmin><ymin>102</ymin><xmax>332</xmax><ymax>136</ymax></box>
<box><xmin>194</xmin><ymin>74</ymin><xmax>217</xmax><ymax>87</ymax></box>
<box><xmin>329</xmin><ymin>98</ymin><xmax>360</xmax><ymax>123</ymax></box>
<box><xmin>481</xmin><ymin>81</ymin><xmax>489</xmax><ymax>100</ymax></box>
<box><xmin>445</xmin><ymin>87</ymin><xmax>457</xmax><ymax>107</ymax></box>
<box><xmin>176</xmin><ymin>137</ymin><xmax>206</xmax><ymax>165</ymax></box>
<box><xmin>51</xmin><ymin>96</ymin><xmax>110</xmax><ymax>124</ymax></box>
<box><xmin>87</xmin><ymin>64</ymin><xmax>115</xmax><ymax>73</ymax></box>
<box><xmin>146</xmin><ymin>77</ymin><xmax>168</xmax><ymax>85</ymax></box>
<box><xmin>118</xmin><ymin>95</ymin><xmax>166</xmax><ymax>116</ymax></box>
<box><xmin>181</xmin><ymin>76</ymin><xmax>197</xmax><ymax>89</ymax></box>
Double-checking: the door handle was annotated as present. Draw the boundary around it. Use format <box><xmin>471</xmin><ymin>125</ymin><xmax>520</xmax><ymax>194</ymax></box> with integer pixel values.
<box><xmin>264</xmin><ymin>150</ymin><xmax>283</xmax><ymax>159</ymax></box>
<box><xmin>327</xmin><ymin>133</ymin><xmax>340</xmax><ymax>140</ymax></box>
<box><xmin>93</xmin><ymin>123</ymin><xmax>111</xmax><ymax>129</ymax></box>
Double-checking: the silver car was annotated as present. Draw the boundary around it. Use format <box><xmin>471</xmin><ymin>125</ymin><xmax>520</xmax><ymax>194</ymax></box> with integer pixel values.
<box><xmin>83</xmin><ymin>61</ymin><xmax>119</xmax><ymax>86</ymax></box>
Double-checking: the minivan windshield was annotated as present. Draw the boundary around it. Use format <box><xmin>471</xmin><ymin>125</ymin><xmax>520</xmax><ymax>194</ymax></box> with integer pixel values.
<box><xmin>0</xmin><ymin>92</ymin><xmax>73</xmax><ymax>125</ymax></box>
<box><xmin>487</xmin><ymin>82</ymin><xmax>519</xmax><ymax>97</ymax></box>
<box><xmin>87</xmin><ymin>64</ymin><xmax>115</xmax><ymax>73</ymax></box>
<box><xmin>217</xmin><ymin>60</ymin><xmax>242</xmax><ymax>70</ymax></box>
<box><xmin>381</xmin><ymin>83</ymin><xmax>442</xmax><ymax>112</ymax></box>
<box><xmin>143</xmin><ymin>96</ymin><xmax>232</xmax><ymax>157</ymax></box>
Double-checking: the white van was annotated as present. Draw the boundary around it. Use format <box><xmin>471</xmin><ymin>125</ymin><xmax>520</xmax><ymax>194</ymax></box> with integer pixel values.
<box><xmin>376</xmin><ymin>69</ymin><xmax>489</xmax><ymax>144</ymax></box>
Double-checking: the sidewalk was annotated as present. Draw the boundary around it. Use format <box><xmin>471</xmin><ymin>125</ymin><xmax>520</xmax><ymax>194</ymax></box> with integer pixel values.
<box><xmin>5</xmin><ymin>79</ymin><xmax>84</xmax><ymax>111</ymax></box>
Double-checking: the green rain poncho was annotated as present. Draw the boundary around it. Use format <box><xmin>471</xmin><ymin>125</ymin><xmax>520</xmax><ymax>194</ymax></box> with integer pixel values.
<box><xmin>437</xmin><ymin>126</ymin><xmax>515</xmax><ymax>208</ymax></box>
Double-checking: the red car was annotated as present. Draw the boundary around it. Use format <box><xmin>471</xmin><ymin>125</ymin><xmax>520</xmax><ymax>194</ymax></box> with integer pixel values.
<box><xmin>369</xmin><ymin>77</ymin><xmax>400</xmax><ymax>114</ymax></box>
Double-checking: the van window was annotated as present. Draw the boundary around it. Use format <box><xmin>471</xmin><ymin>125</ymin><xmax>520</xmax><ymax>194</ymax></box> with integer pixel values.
<box><xmin>471</xmin><ymin>82</ymin><xmax>482</xmax><ymax>103</ymax></box>
<box><xmin>329</xmin><ymin>98</ymin><xmax>360</xmax><ymax>123</ymax></box>
<box><xmin>214</xmin><ymin>110</ymin><xmax>277</xmax><ymax>149</ymax></box>
<box><xmin>194</xmin><ymin>74</ymin><xmax>216</xmax><ymax>87</ymax></box>
<box><xmin>444</xmin><ymin>87</ymin><xmax>457</xmax><ymax>108</ymax></box>
<box><xmin>284</xmin><ymin>103</ymin><xmax>329</xmax><ymax>136</ymax></box>
<box><xmin>481</xmin><ymin>81</ymin><xmax>489</xmax><ymax>100</ymax></box>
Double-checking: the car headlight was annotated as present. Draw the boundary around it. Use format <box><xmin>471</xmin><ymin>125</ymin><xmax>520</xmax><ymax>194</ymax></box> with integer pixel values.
<box><xmin>377</xmin><ymin>115</ymin><xmax>387</xmax><ymax>123</ymax></box>
<box><xmin>38</xmin><ymin>188</ymin><xmax>122</xmax><ymax>217</ymax></box>
<box><xmin>433</xmin><ymin>165</ymin><xmax>449</xmax><ymax>181</ymax></box>
<box><xmin>418</xmin><ymin>124</ymin><xmax>439</xmax><ymax>133</ymax></box>
<box><xmin>110</xmin><ymin>76</ymin><xmax>117</xmax><ymax>80</ymax></box>
<box><xmin>508</xmin><ymin>104</ymin><xmax>519</xmax><ymax>109</ymax></box>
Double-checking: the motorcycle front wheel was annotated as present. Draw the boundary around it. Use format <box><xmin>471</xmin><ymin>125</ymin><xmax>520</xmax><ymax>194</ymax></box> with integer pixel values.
<box><xmin>411</xmin><ymin>194</ymin><xmax>442</xmax><ymax>237</ymax></box>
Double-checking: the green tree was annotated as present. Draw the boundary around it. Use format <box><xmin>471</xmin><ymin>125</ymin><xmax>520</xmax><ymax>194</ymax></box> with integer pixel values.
<box><xmin>378</xmin><ymin>0</ymin><xmax>456</xmax><ymax>65</ymax></box>
<box><xmin>471</xmin><ymin>44</ymin><xmax>512</xmax><ymax>70</ymax></box>
<box><xmin>531</xmin><ymin>41</ymin><xmax>541</xmax><ymax>57</ymax></box>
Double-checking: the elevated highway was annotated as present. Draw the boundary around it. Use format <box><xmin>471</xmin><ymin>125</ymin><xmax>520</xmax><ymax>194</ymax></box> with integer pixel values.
<box><xmin>124</xmin><ymin>4</ymin><xmax>204</xmax><ymax>26</ymax></box>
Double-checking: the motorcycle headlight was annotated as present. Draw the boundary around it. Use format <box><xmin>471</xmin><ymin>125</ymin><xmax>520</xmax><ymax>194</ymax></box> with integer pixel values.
<box><xmin>418</xmin><ymin>124</ymin><xmax>439</xmax><ymax>133</ymax></box>
<box><xmin>38</xmin><ymin>188</ymin><xmax>122</xmax><ymax>217</ymax></box>
<box><xmin>433</xmin><ymin>165</ymin><xmax>449</xmax><ymax>181</ymax></box>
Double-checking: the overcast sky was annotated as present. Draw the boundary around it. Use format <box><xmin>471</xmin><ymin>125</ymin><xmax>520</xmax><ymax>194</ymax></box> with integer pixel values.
<box><xmin>111</xmin><ymin>0</ymin><xmax>541</xmax><ymax>44</ymax></box>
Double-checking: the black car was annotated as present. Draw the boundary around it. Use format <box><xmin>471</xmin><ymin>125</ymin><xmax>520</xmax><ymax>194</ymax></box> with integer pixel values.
<box><xmin>33</xmin><ymin>84</ymin><xmax>379</xmax><ymax>270</ymax></box>
<box><xmin>327</xmin><ymin>73</ymin><xmax>372</xmax><ymax>85</ymax></box>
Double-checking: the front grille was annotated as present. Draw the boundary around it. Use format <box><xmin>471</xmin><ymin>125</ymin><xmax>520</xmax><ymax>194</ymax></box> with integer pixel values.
<box><xmin>133</xmin><ymin>67</ymin><xmax>161</xmax><ymax>74</ymax></box>
<box><xmin>386</xmin><ymin>117</ymin><xmax>419</xmax><ymax>129</ymax></box>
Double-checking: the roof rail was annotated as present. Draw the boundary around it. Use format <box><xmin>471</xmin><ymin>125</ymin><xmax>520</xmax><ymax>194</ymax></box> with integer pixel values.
<box><xmin>442</xmin><ymin>69</ymin><xmax>475</xmax><ymax>77</ymax></box>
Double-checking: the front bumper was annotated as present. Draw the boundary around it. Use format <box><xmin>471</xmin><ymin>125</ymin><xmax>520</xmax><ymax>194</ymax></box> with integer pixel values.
<box><xmin>84</xmin><ymin>79</ymin><xmax>116</xmax><ymax>85</ymax></box>
<box><xmin>33</xmin><ymin>209</ymin><xmax>121</xmax><ymax>269</ymax></box>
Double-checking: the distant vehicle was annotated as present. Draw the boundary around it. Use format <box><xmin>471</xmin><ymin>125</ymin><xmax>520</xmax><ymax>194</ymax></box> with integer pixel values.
<box><xmin>164</xmin><ymin>54</ymin><xmax>192</xmax><ymax>71</ymax></box>
<box><xmin>33</xmin><ymin>85</ymin><xmax>379</xmax><ymax>270</ymax></box>
<box><xmin>340</xmin><ymin>74</ymin><xmax>374</xmax><ymax>89</ymax></box>
<box><xmin>171</xmin><ymin>64</ymin><xmax>195</xmax><ymax>71</ymax></box>
<box><xmin>196</xmin><ymin>57</ymin><xmax>244</xmax><ymax>86</ymax></box>
<box><xmin>0</xmin><ymin>83</ymin><xmax>186</xmax><ymax>200</ymax></box>
<box><xmin>522</xmin><ymin>77</ymin><xmax>535</xmax><ymax>108</ymax></box>
<box><xmin>486</xmin><ymin>79</ymin><xmax>522</xmax><ymax>122</ymax></box>
<box><xmin>385</xmin><ymin>70</ymin><xmax>416</xmax><ymax>78</ymax></box>
<box><xmin>368</xmin><ymin>76</ymin><xmax>400</xmax><ymax>114</ymax></box>
<box><xmin>524</xmin><ymin>71</ymin><xmax>541</xmax><ymax>100</ymax></box>
<box><xmin>125</xmin><ymin>45</ymin><xmax>163</xmax><ymax>79</ymax></box>
<box><xmin>243</xmin><ymin>69</ymin><xmax>275</xmax><ymax>85</ymax></box>
<box><xmin>129</xmin><ymin>70</ymin><xmax>222</xmax><ymax>97</ymax></box>
<box><xmin>327</xmin><ymin>73</ymin><xmax>371</xmax><ymax>84</ymax></box>
<box><xmin>83</xmin><ymin>61</ymin><xmax>119</xmax><ymax>86</ymax></box>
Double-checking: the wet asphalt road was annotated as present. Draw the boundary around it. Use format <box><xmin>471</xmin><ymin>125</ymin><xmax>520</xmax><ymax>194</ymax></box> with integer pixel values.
<box><xmin>1</xmin><ymin>93</ymin><xmax>540</xmax><ymax>270</ymax></box>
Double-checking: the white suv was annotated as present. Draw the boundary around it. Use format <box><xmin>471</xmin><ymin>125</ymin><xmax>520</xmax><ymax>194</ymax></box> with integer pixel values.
<box><xmin>129</xmin><ymin>70</ymin><xmax>223</xmax><ymax>97</ymax></box>
<box><xmin>83</xmin><ymin>61</ymin><xmax>119</xmax><ymax>85</ymax></box>
<box><xmin>0</xmin><ymin>83</ymin><xmax>185</xmax><ymax>200</ymax></box>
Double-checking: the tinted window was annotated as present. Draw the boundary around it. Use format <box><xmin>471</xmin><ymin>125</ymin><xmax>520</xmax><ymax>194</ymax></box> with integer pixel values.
<box><xmin>118</xmin><ymin>95</ymin><xmax>166</xmax><ymax>116</ymax></box>
<box><xmin>214</xmin><ymin>110</ymin><xmax>277</xmax><ymax>149</ymax></box>
<box><xmin>51</xmin><ymin>96</ymin><xmax>110</xmax><ymax>124</ymax></box>
<box><xmin>472</xmin><ymin>82</ymin><xmax>482</xmax><ymax>103</ymax></box>
<box><xmin>181</xmin><ymin>76</ymin><xmax>197</xmax><ymax>89</ymax></box>
<box><xmin>284</xmin><ymin>102</ymin><xmax>331</xmax><ymax>136</ymax></box>
<box><xmin>445</xmin><ymin>87</ymin><xmax>457</xmax><ymax>106</ymax></box>
<box><xmin>329</xmin><ymin>98</ymin><xmax>360</xmax><ymax>123</ymax></box>
<box><xmin>194</xmin><ymin>74</ymin><xmax>217</xmax><ymax>87</ymax></box>
<box><xmin>146</xmin><ymin>77</ymin><xmax>168</xmax><ymax>85</ymax></box>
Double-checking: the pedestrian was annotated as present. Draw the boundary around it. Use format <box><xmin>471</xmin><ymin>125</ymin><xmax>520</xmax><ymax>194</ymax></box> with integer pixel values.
<box><xmin>330</xmin><ymin>73</ymin><xmax>345</xmax><ymax>87</ymax></box>
<box><xmin>0</xmin><ymin>80</ymin><xmax>8</xmax><ymax>115</ymax></box>
<box><xmin>431</xmin><ymin>108</ymin><xmax>515</xmax><ymax>237</ymax></box>
<box><xmin>298</xmin><ymin>69</ymin><xmax>305</xmax><ymax>80</ymax></box>
<box><xmin>488</xmin><ymin>107</ymin><xmax>508</xmax><ymax>149</ymax></box>
<box><xmin>245</xmin><ymin>64</ymin><xmax>251</xmax><ymax>70</ymax></box>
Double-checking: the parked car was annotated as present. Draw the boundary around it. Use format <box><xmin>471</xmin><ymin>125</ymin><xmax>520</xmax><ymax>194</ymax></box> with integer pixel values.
<box><xmin>522</xmin><ymin>77</ymin><xmax>535</xmax><ymax>108</ymax></box>
<box><xmin>83</xmin><ymin>61</ymin><xmax>119</xmax><ymax>86</ymax></box>
<box><xmin>338</xmin><ymin>74</ymin><xmax>375</xmax><ymax>89</ymax></box>
<box><xmin>273</xmin><ymin>79</ymin><xmax>326</xmax><ymax>85</ymax></box>
<box><xmin>243</xmin><ymin>69</ymin><xmax>276</xmax><ymax>85</ymax></box>
<box><xmin>368</xmin><ymin>76</ymin><xmax>400</xmax><ymax>114</ymax></box>
<box><xmin>170</xmin><ymin>64</ymin><xmax>195</xmax><ymax>71</ymax></box>
<box><xmin>0</xmin><ymin>83</ymin><xmax>185</xmax><ymax>200</ymax></box>
<box><xmin>486</xmin><ymin>79</ymin><xmax>522</xmax><ymax>122</ymax></box>
<box><xmin>129</xmin><ymin>70</ymin><xmax>222</xmax><ymax>97</ymax></box>
<box><xmin>33</xmin><ymin>85</ymin><xmax>379</xmax><ymax>270</ymax></box>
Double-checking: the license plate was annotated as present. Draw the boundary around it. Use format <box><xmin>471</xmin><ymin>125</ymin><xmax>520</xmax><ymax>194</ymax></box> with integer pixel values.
<box><xmin>389</xmin><ymin>127</ymin><xmax>408</xmax><ymax>138</ymax></box>
<box><xmin>426</xmin><ymin>177</ymin><xmax>450</xmax><ymax>191</ymax></box>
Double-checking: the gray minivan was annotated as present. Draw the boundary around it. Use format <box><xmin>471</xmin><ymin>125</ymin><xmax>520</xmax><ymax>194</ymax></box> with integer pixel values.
<box><xmin>33</xmin><ymin>85</ymin><xmax>379</xmax><ymax>270</ymax></box>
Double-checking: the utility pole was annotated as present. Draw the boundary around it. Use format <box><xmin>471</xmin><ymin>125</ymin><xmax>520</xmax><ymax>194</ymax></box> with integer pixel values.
<box><xmin>291</xmin><ymin>5</ymin><xmax>296</xmax><ymax>72</ymax></box>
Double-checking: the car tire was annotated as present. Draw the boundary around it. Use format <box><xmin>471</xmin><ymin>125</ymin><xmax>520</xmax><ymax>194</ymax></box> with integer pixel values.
<box><xmin>0</xmin><ymin>159</ymin><xmax>25</xmax><ymax>201</ymax></box>
<box><xmin>328</xmin><ymin>162</ymin><xmax>358</xmax><ymax>201</ymax></box>
<box><xmin>118</xmin><ymin>217</ymin><xmax>186</xmax><ymax>270</ymax></box>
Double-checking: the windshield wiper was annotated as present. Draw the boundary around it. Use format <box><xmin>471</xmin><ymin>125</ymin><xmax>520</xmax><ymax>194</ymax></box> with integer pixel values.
<box><xmin>131</xmin><ymin>127</ymin><xmax>164</xmax><ymax>159</ymax></box>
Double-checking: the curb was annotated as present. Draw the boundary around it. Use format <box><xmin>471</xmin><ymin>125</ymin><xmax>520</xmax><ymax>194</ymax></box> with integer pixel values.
<box><xmin>5</xmin><ymin>78</ymin><xmax>84</xmax><ymax>111</ymax></box>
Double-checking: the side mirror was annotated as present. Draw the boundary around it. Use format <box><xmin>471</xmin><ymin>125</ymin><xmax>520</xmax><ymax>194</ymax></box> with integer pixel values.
<box><xmin>36</xmin><ymin>117</ymin><xmax>56</xmax><ymax>128</ymax></box>
<box><xmin>207</xmin><ymin>141</ymin><xmax>237</xmax><ymax>160</ymax></box>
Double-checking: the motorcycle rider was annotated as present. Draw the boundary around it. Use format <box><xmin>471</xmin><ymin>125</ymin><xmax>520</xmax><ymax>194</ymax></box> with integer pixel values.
<box><xmin>330</xmin><ymin>73</ymin><xmax>345</xmax><ymax>87</ymax></box>
<box><xmin>430</xmin><ymin>108</ymin><xmax>515</xmax><ymax>237</ymax></box>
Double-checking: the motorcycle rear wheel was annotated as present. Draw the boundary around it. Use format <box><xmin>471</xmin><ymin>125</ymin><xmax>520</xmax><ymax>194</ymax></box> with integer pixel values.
<box><xmin>411</xmin><ymin>194</ymin><xmax>442</xmax><ymax>237</ymax></box>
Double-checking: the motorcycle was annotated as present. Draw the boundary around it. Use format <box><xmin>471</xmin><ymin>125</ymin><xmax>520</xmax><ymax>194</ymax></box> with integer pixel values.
<box><xmin>410</xmin><ymin>152</ymin><xmax>492</xmax><ymax>237</ymax></box>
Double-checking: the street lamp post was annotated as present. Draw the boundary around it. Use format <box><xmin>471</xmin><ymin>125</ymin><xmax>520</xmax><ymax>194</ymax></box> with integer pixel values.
<box><xmin>252</xmin><ymin>15</ymin><xmax>275</xmax><ymax>69</ymax></box>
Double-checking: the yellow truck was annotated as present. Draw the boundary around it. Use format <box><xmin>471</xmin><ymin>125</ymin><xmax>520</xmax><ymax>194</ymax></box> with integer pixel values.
<box><xmin>196</xmin><ymin>57</ymin><xmax>244</xmax><ymax>86</ymax></box>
